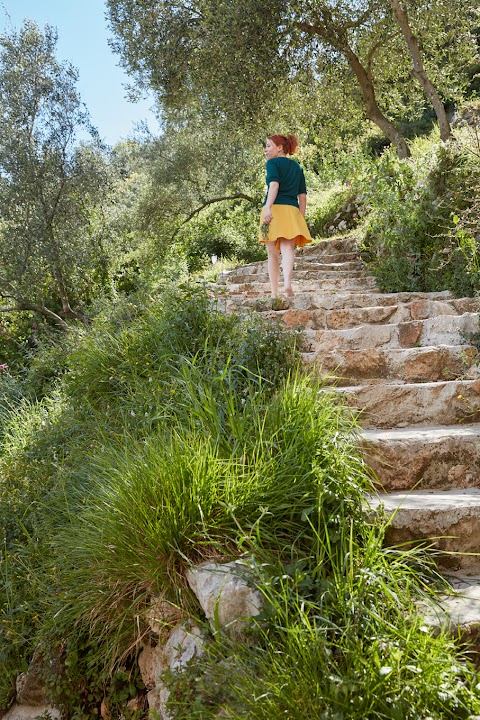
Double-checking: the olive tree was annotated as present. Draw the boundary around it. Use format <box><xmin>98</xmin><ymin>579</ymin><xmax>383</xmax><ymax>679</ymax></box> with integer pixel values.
<box><xmin>0</xmin><ymin>20</ymin><xmax>114</xmax><ymax>328</ymax></box>
<box><xmin>107</xmin><ymin>0</ymin><xmax>477</xmax><ymax>159</ymax></box>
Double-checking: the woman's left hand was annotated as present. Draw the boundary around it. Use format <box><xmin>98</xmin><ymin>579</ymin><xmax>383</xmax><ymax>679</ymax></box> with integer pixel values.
<box><xmin>263</xmin><ymin>208</ymin><xmax>273</xmax><ymax>224</ymax></box>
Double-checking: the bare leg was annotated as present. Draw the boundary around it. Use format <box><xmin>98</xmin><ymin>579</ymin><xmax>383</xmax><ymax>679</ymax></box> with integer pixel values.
<box><xmin>280</xmin><ymin>238</ymin><xmax>296</xmax><ymax>296</ymax></box>
<box><xmin>266</xmin><ymin>241</ymin><xmax>280</xmax><ymax>298</ymax></box>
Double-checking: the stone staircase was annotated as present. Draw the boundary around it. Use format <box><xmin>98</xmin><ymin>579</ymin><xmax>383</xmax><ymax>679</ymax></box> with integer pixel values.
<box><xmin>215</xmin><ymin>236</ymin><xmax>480</xmax><ymax>643</ymax></box>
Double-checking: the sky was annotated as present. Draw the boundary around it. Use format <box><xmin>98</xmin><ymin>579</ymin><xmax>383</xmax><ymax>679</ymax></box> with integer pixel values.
<box><xmin>0</xmin><ymin>0</ymin><xmax>161</xmax><ymax>145</ymax></box>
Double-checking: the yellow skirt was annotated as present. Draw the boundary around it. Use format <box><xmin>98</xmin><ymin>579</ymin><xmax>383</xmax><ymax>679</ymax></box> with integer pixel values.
<box><xmin>259</xmin><ymin>204</ymin><xmax>312</xmax><ymax>250</ymax></box>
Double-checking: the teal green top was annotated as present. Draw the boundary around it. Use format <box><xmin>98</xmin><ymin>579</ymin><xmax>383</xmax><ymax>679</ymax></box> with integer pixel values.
<box><xmin>263</xmin><ymin>156</ymin><xmax>307</xmax><ymax>207</ymax></box>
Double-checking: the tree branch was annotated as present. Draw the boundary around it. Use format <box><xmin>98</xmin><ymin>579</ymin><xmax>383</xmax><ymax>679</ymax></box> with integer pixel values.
<box><xmin>170</xmin><ymin>193</ymin><xmax>257</xmax><ymax>241</ymax></box>
<box><xmin>0</xmin><ymin>300</ymin><xmax>70</xmax><ymax>329</ymax></box>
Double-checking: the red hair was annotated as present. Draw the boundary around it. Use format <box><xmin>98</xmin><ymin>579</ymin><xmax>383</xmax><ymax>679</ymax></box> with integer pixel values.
<box><xmin>268</xmin><ymin>134</ymin><xmax>299</xmax><ymax>156</ymax></box>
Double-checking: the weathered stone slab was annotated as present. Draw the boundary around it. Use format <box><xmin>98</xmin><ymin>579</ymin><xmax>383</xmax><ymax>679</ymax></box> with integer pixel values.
<box><xmin>224</xmin><ymin>289</ymin><xmax>457</xmax><ymax>314</ymax></box>
<box><xmin>224</xmin><ymin>268</ymin><xmax>371</xmax><ymax>284</ymax></box>
<box><xmin>361</xmin><ymin>424</ymin><xmax>480</xmax><ymax>491</ymax></box>
<box><xmin>325</xmin><ymin>304</ymin><xmax>405</xmax><ymax>330</ymax></box>
<box><xmin>138</xmin><ymin>624</ymin><xmax>205</xmax><ymax>720</ymax></box>
<box><xmin>227</xmin><ymin>277</ymin><xmax>378</xmax><ymax>295</ymax></box>
<box><xmin>186</xmin><ymin>560</ymin><xmax>262</xmax><ymax>636</ymax></box>
<box><xmin>368</xmin><ymin>488</ymin><xmax>480</xmax><ymax>568</ymax></box>
<box><xmin>316</xmin><ymin>345</ymin><xmax>477</xmax><ymax>384</ymax></box>
<box><xmin>335</xmin><ymin>379</ymin><xmax>480</xmax><ymax>428</ymax></box>
<box><xmin>313</xmin><ymin>313</ymin><xmax>478</xmax><ymax>354</ymax></box>
<box><xmin>421</xmin><ymin>574</ymin><xmax>480</xmax><ymax>645</ymax></box>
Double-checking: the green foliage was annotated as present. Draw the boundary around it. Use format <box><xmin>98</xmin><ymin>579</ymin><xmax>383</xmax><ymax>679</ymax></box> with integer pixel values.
<box><xmin>359</xmin><ymin>133</ymin><xmax>480</xmax><ymax>296</ymax></box>
<box><xmin>306</xmin><ymin>184</ymin><xmax>357</xmax><ymax>237</ymax></box>
<box><xmin>1</xmin><ymin>277</ymin><xmax>480</xmax><ymax>717</ymax></box>
<box><xmin>163</xmin><ymin>531</ymin><xmax>480</xmax><ymax>719</ymax></box>
<box><xmin>0</xmin><ymin>282</ymin><xmax>301</xmax><ymax>713</ymax></box>
<box><xmin>177</xmin><ymin>204</ymin><xmax>264</xmax><ymax>272</ymax></box>
<box><xmin>0</xmin><ymin>20</ymin><xmax>120</xmax><ymax>326</ymax></box>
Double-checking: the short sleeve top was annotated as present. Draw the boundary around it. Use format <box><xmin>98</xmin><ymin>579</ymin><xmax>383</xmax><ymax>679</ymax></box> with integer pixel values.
<box><xmin>263</xmin><ymin>156</ymin><xmax>307</xmax><ymax>208</ymax></box>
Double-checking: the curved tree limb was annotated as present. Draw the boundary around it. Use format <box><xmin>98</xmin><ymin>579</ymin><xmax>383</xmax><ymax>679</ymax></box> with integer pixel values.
<box><xmin>170</xmin><ymin>192</ymin><xmax>257</xmax><ymax>241</ymax></box>
<box><xmin>0</xmin><ymin>302</ymin><xmax>70</xmax><ymax>329</ymax></box>
<box><xmin>295</xmin><ymin>21</ymin><xmax>410</xmax><ymax>158</ymax></box>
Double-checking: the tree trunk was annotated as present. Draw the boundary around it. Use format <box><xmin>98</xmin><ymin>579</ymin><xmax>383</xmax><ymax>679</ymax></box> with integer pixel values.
<box><xmin>296</xmin><ymin>21</ymin><xmax>411</xmax><ymax>159</ymax></box>
<box><xmin>343</xmin><ymin>47</ymin><xmax>411</xmax><ymax>158</ymax></box>
<box><xmin>390</xmin><ymin>0</ymin><xmax>451</xmax><ymax>141</ymax></box>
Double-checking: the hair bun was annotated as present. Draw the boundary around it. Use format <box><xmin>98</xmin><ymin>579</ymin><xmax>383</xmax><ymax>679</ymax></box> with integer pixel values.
<box><xmin>286</xmin><ymin>135</ymin><xmax>299</xmax><ymax>155</ymax></box>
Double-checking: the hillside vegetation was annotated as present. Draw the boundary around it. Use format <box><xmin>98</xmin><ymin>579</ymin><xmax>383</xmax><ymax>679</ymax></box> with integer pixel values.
<box><xmin>1</xmin><ymin>5</ymin><xmax>480</xmax><ymax>718</ymax></box>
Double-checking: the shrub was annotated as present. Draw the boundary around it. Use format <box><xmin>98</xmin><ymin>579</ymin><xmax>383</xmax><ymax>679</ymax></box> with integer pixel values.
<box><xmin>359</xmin><ymin>135</ymin><xmax>480</xmax><ymax>296</ymax></box>
<box><xmin>306</xmin><ymin>184</ymin><xmax>359</xmax><ymax>237</ymax></box>
<box><xmin>0</xmin><ymin>282</ymin><xmax>302</xmax><ymax>713</ymax></box>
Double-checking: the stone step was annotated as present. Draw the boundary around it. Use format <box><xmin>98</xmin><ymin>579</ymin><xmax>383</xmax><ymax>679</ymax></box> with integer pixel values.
<box><xmin>334</xmin><ymin>379</ymin><xmax>480</xmax><ymax>428</ymax></box>
<box><xmin>226</xmin><ymin>277</ymin><xmax>379</xmax><ymax>294</ymax></box>
<box><xmin>311</xmin><ymin>312</ymin><xmax>479</xmax><ymax>354</ymax></box>
<box><xmin>299</xmin><ymin>251</ymin><xmax>362</xmax><ymax>265</ymax></box>
<box><xmin>322</xmin><ymin>299</ymin><xmax>480</xmax><ymax>331</ymax></box>
<box><xmin>422</xmin><ymin>571</ymin><xmax>480</xmax><ymax>647</ymax></box>
<box><xmin>367</xmin><ymin>488</ymin><xmax>480</xmax><ymax>569</ymax></box>
<box><xmin>300</xmin><ymin>237</ymin><xmax>360</xmax><ymax>256</ymax></box>
<box><xmin>222</xmin><ymin>268</ymin><xmax>371</xmax><ymax>285</ymax></box>
<box><xmin>217</xmin><ymin>260</ymin><xmax>365</xmax><ymax>284</ymax></box>
<box><xmin>360</xmin><ymin>424</ymin><xmax>480</xmax><ymax>491</ymax></box>
<box><xmin>223</xmin><ymin>289</ymin><xmax>458</xmax><ymax>313</ymax></box>
<box><xmin>315</xmin><ymin>345</ymin><xmax>478</xmax><ymax>385</ymax></box>
<box><xmin>294</xmin><ymin>260</ymin><xmax>364</xmax><ymax>272</ymax></box>
<box><xmin>277</xmin><ymin>301</ymin><xmax>480</xmax><ymax>333</ymax></box>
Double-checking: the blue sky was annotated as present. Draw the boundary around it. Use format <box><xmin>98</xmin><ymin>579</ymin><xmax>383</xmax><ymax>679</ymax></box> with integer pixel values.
<box><xmin>0</xmin><ymin>0</ymin><xmax>161</xmax><ymax>145</ymax></box>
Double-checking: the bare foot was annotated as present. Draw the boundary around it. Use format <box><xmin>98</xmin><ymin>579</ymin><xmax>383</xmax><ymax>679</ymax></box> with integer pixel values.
<box><xmin>284</xmin><ymin>288</ymin><xmax>295</xmax><ymax>298</ymax></box>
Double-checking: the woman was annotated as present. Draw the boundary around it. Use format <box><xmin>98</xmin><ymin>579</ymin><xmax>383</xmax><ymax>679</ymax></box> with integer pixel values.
<box><xmin>259</xmin><ymin>134</ymin><xmax>312</xmax><ymax>299</ymax></box>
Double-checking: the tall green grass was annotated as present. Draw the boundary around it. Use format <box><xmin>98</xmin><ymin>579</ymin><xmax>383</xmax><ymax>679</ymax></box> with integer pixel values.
<box><xmin>1</xmin><ymin>281</ymin><xmax>479</xmax><ymax>718</ymax></box>
<box><xmin>42</xmin><ymin>372</ymin><xmax>366</xmax><ymax>664</ymax></box>
<box><xmin>0</xmin><ymin>282</ymin><xmax>302</xmax><ymax>711</ymax></box>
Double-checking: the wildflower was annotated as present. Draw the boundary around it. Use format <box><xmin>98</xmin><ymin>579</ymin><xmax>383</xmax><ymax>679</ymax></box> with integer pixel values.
<box><xmin>0</xmin><ymin>363</ymin><xmax>7</xmax><ymax>371</ymax></box>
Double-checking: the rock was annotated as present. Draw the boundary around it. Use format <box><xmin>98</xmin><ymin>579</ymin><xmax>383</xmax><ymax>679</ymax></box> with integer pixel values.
<box><xmin>146</xmin><ymin>597</ymin><xmax>182</xmax><ymax>635</ymax></box>
<box><xmin>281</xmin><ymin>309</ymin><xmax>317</xmax><ymax>329</ymax></box>
<box><xmin>138</xmin><ymin>644</ymin><xmax>165</xmax><ymax>690</ymax></box>
<box><xmin>2</xmin><ymin>706</ymin><xmax>60</xmax><ymax>720</ymax></box>
<box><xmin>336</xmin><ymin>379</ymin><xmax>480</xmax><ymax>428</ymax></box>
<box><xmin>139</xmin><ymin>624</ymin><xmax>204</xmax><ymax>720</ymax></box>
<box><xmin>163</xmin><ymin>626</ymin><xmax>204</xmax><ymax>671</ymax></box>
<box><xmin>367</xmin><ymin>489</ymin><xmax>480</xmax><ymax>569</ymax></box>
<box><xmin>138</xmin><ymin>625</ymin><xmax>204</xmax><ymax>689</ymax></box>
<box><xmin>147</xmin><ymin>685</ymin><xmax>170</xmax><ymax>720</ymax></box>
<box><xmin>397</xmin><ymin>321</ymin><xmax>423</xmax><ymax>348</ymax></box>
<box><xmin>467</xmin><ymin>363</ymin><xmax>480</xmax><ymax>379</ymax></box>
<box><xmin>186</xmin><ymin>560</ymin><xmax>263</xmax><ymax>636</ymax></box>
<box><xmin>361</xmin><ymin>424</ymin><xmax>480</xmax><ymax>491</ymax></box>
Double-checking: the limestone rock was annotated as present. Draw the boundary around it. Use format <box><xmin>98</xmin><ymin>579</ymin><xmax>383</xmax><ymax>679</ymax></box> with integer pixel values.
<box><xmin>361</xmin><ymin>424</ymin><xmax>480</xmax><ymax>491</ymax></box>
<box><xmin>139</xmin><ymin>624</ymin><xmax>204</xmax><ymax>720</ymax></box>
<box><xmin>2</xmin><ymin>706</ymin><xmax>60</xmax><ymax>720</ymax></box>
<box><xmin>163</xmin><ymin>625</ymin><xmax>204</xmax><ymax>671</ymax></box>
<box><xmin>187</xmin><ymin>560</ymin><xmax>263</xmax><ymax>636</ymax></box>
<box><xmin>146</xmin><ymin>597</ymin><xmax>182</xmax><ymax>635</ymax></box>
<box><xmin>337</xmin><ymin>379</ymin><xmax>480</xmax><ymax>428</ymax></box>
<box><xmin>138</xmin><ymin>625</ymin><xmax>204</xmax><ymax>689</ymax></box>
<box><xmin>146</xmin><ymin>685</ymin><xmax>170</xmax><ymax>720</ymax></box>
<box><xmin>138</xmin><ymin>644</ymin><xmax>165</xmax><ymax>690</ymax></box>
<box><xmin>368</xmin><ymin>489</ymin><xmax>480</xmax><ymax>569</ymax></box>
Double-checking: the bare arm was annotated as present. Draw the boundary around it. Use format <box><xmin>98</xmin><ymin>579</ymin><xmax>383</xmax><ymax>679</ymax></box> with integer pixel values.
<box><xmin>263</xmin><ymin>181</ymin><xmax>279</xmax><ymax>223</ymax></box>
<box><xmin>298</xmin><ymin>193</ymin><xmax>307</xmax><ymax>216</ymax></box>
